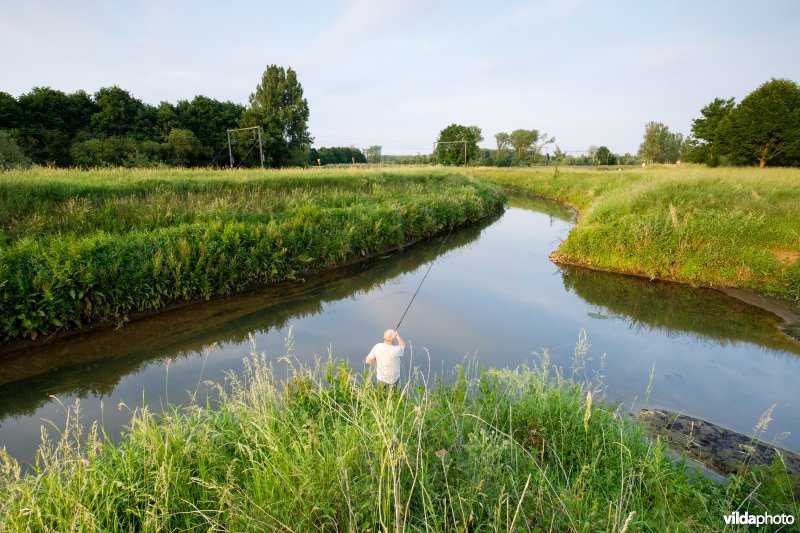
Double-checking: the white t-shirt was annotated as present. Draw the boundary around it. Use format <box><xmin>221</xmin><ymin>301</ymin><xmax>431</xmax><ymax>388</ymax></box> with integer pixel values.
<box><xmin>368</xmin><ymin>342</ymin><xmax>404</xmax><ymax>384</ymax></box>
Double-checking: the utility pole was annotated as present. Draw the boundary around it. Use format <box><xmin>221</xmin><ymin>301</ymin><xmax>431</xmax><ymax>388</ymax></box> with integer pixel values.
<box><xmin>227</xmin><ymin>126</ymin><xmax>265</xmax><ymax>169</ymax></box>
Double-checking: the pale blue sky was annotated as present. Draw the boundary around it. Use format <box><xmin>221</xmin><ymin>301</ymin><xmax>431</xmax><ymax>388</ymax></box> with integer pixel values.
<box><xmin>2</xmin><ymin>0</ymin><xmax>799</xmax><ymax>154</ymax></box>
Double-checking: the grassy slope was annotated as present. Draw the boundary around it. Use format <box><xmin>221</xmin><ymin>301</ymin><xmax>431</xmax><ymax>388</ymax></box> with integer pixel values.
<box><xmin>1</xmin><ymin>345</ymin><xmax>796</xmax><ymax>531</ymax></box>
<box><xmin>0</xmin><ymin>167</ymin><xmax>504</xmax><ymax>342</ymax></box>
<box><xmin>468</xmin><ymin>165</ymin><xmax>800</xmax><ymax>304</ymax></box>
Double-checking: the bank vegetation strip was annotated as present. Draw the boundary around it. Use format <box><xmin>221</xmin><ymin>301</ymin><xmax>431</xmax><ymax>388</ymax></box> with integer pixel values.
<box><xmin>0</xmin><ymin>167</ymin><xmax>504</xmax><ymax>343</ymax></box>
<box><xmin>469</xmin><ymin>165</ymin><xmax>800</xmax><ymax>304</ymax></box>
<box><xmin>1</xmin><ymin>343</ymin><xmax>796</xmax><ymax>531</ymax></box>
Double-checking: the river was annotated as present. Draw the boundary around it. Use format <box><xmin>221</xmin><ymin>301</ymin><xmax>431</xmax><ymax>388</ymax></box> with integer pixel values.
<box><xmin>1</xmin><ymin>195</ymin><xmax>798</xmax><ymax>466</ymax></box>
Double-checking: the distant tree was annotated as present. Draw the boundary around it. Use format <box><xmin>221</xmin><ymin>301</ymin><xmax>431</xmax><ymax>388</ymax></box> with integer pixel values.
<box><xmin>364</xmin><ymin>145</ymin><xmax>382</xmax><ymax>164</ymax></box>
<box><xmin>92</xmin><ymin>86</ymin><xmax>147</xmax><ymax>139</ymax></box>
<box><xmin>16</xmin><ymin>87</ymin><xmax>83</xmax><ymax>165</ymax></box>
<box><xmin>166</xmin><ymin>128</ymin><xmax>203</xmax><ymax>166</ymax></box>
<box><xmin>595</xmin><ymin>146</ymin><xmax>615</xmax><ymax>165</ymax></box>
<box><xmin>587</xmin><ymin>145</ymin><xmax>599</xmax><ymax>164</ymax></box>
<box><xmin>156</xmin><ymin>101</ymin><xmax>178</xmax><ymax>140</ymax></box>
<box><xmin>0</xmin><ymin>92</ymin><xmax>21</xmax><ymax>129</ymax></box>
<box><xmin>0</xmin><ymin>130</ymin><xmax>32</xmax><ymax>169</ymax></box>
<box><xmin>435</xmin><ymin>124</ymin><xmax>481</xmax><ymax>165</ymax></box>
<box><xmin>176</xmin><ymin>96</ymin><xmax>243</xmax><ymax>164</ymax></box>
<box><xmin>240</xmin><ymin>65</ymin><xmax>312</xmax><ymax>168</ymax></box>
<box><xmin>509</xmin><ymin>129</ymin><xmax>539</xmax><ymax>159</ymax></box>
<box><xmin>638</xmin><ymin>121</ymin><xmax>683</xmax><ymax>164</ymax></box>
<box><xmin>718</xmin><ymin>78</ymin><xmax>800</xmax><ymax>168</ymax></box>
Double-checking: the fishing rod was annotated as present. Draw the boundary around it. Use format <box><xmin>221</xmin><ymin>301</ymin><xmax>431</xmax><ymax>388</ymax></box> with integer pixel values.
<box><xmin>394</xmin><ymin>225</ymin><xmax>454</xmax><ymax>331</ymax></box>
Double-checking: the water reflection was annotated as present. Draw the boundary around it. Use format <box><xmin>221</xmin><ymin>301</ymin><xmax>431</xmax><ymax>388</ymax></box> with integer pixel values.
<box><xmin>561</xmin><ymin>266</ymin><xmax>800</xmax><ymax>356</ymax></box>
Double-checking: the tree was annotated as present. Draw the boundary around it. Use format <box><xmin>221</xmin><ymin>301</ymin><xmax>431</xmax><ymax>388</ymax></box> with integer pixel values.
<box><xmin>509</xmin><ymin>129</ymin><xmax>539</xmax><ymax>159</ymax></box>
<box><xmin>686</xmin><ymin>97</ymin><xmax>735</xmax><ymax>166</ymax></box>
<box><xmin>718</xmin><ymin>78</ymin><xmax>800</xmax><ymax>168</ymax></box>
<box><xmin>176</xmin><ymin>96</ymin><xmax>244</xmax><ymax>164</ymax></box>
<box><xmin>166</xmin><ymin>128</ymin><xmax>203</xmax><ymax>166</ymax></box>
<box><xmin>364</xmin><ymin>145</ymin><xmax>382</xmax><ymax>164</ymax></box>
<box><xmin>638</xmin><ymin>121</ymin><xmax>683</xmax><ymax>164</ymax></box>
<box><xmin>435</xmin><ymin>124</ymin><xmax>481</xmax><ymax>165</ymax></box>
<box><xmin>91</xmin><ymin>86</ymin><xmax>147</xmax><ymax>139</ymax></box>
<box><xmin>16</xmin><ymin>87</ymin><xmax>81</xmax><ymax>165</ymax></box>
<box><xmin>0</xmin><ymin>92</ymin><xmax>21</xmax><ymax>129</ymax></box>
<box><xmin>493</xmin><ymin>132</ymin><xmax>512</xmax><ymax>166</ymax></box>
<box><xmin>240</xmin><ymin>65</ymin><xmax>312</xmax><ymax>168</ymax></box>
<box><xmin>0</xmin><ymin>130</ymin><xmax>32</xmax><ymax>169</ymax></box>
<box><xmin>595</xmin><ymin>146</ymin><xmax>615</xmax><ymax>165</ymax></box>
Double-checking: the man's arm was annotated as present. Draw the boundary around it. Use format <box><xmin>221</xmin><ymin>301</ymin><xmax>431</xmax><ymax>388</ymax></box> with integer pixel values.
<box><xmin>365</xmin><ymin>347</ymin><xmax>376</xmax><ymax>364</ymax></box>
<box><xmin>395</xmin><ymin>332</ymin><xmax>406</xmax><ymax>348</ymax></box>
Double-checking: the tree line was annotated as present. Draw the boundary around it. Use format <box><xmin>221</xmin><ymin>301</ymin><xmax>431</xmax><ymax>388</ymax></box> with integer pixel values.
<box><xmin>0</xmin><ymin>65</ymin><xmax>316</xmax><ymax>170</ymax></box>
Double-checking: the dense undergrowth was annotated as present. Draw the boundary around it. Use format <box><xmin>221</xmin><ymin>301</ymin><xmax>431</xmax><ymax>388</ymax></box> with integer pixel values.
<box><xmin>0</xmin><ymin>167</ymin><xmax>504</xmax><ymax>342</ymax></box>
<box><xmin>0</xmin><ymin>338</ymin><xmax>795</xmax><ymax>531</ymax></box>
<box><xmin>469</xmin><ymin>165</ymin><xmax>800</xmax><ymax>304</ymax></box>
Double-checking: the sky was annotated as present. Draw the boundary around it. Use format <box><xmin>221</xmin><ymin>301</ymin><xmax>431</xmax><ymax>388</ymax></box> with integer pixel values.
<box><xmin>2</xmin><ymin>0</ymin><xmax>799</xmax><ymax>155</ymax></box>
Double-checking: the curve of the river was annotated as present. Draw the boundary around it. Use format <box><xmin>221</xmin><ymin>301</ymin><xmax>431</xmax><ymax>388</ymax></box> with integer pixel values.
<box><xmin>1</xmin><ymin>195</ymin><xmax>798</xmax><ymax>466</ymax></box>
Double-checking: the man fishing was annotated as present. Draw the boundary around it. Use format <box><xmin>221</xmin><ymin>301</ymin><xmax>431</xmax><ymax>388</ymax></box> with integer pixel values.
<box><xmin>365</xmin><ymin>329</ymin><xmax>405</xmax><ymax>388</ymax></box>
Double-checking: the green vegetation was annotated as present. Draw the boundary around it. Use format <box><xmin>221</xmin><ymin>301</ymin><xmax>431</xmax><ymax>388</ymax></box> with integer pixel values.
<box><xmin>0</xmin><ymin>64</ymin><xmax>312</xmax><ymax>168</ymax></box>
<box><xmin>468</xmin><ymin>165</ymin><xmax>800</xmax><ymax>303</ymax></box>
<box><xmin>1</xmin><ymin>341</ymin><xmax>795</xmax><ymax>531</ymax></box>
<box><xmin>435</xmin><ymin>124</ymin><xmax>483</xmax><ymax>166</ymax></box>
<box><xmin>685</xmin><ymin>78</ymin><xmax>800</xmax><ymax>168</ymax></box>
<box><xmin>0</xmin><ymin>167</ymin><xmax>504</xmax><ymax>342</ymax></box>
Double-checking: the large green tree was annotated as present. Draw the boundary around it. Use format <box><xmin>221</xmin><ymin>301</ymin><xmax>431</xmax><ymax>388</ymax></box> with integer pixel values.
<box><xmin>435</xmin><ymin>124</ymin><xmax>482</xmax><ymax>165</ymax></box>
<box><xmin>718</xmin><ymin>78</ymin><xmax>800</xmax><ymax>168</ymax></box>
<box><xmin>16</xmin><ymin>87</ymin><xmax>94</xmax><ymax>165</ymax></box>
<box><xmin>176</xmin><ymin>96</ymin><xmax>244</xmax><ymax>164</ymax></box>
<box><xmin>91</xmin><ymin>86</ymin><xmax>153</xmax><ymax>140</ymax></box>
<box><xmin>688</xmin><ymin>97</ymin><xmax>735</xmax><ymax>166</ymax></box>
<box><xmin>240</xmin><ymin>65</ymin><xmax>311</xmax><ymax>168</ymax></box>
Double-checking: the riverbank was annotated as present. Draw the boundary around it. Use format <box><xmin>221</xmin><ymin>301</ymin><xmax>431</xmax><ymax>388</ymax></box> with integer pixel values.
<box><xmin>468</xmin><ymin>165</ymin><xmax>800</xmax><ymax>309</ymax></box>
<box><xmin>1</xmin><ymin>345</ymin><xmax>796</xmax><ymax>531</ymax></box>
<box><xmin>0</xmin><ymin>167</ymin><xmax>504</xmax><ymax>343</ymax></box>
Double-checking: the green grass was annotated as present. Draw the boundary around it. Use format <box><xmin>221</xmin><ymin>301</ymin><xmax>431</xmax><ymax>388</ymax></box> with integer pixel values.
<box><xmin>468</xmin><ymin>165</ymin><xmax>800</xmax><ymax>303</ymax></box>
<box><xmin>0</xmin><ymin>167</ymin><xmax>504</xmax><ymax>342</ymax></box>
<box><xmin>0</xmin><ymin>338</ymin><xmax>795</xmax><ymax>531</ymax></box>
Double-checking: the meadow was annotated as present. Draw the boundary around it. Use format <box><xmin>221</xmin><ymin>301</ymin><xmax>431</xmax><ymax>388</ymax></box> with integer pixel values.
<box><xmin>468</xmin><ymin>165</ymin><xmax>800</xmax><ymax>304</ymax></box>
<box><xmin>0</xmin><ymin>167</ymin><xmax>504</xmax><ymax>343</ymax></box>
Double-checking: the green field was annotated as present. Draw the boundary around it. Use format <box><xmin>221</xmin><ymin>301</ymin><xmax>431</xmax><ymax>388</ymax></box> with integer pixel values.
<box><xmin>469</xmin><ymin>165</ymin><xmax>800</xmax><ymax>304</ymax></box>
<box><xmin>0</xmin><ymin>167</ymin><xmax>504</xmax><ymax>342</ymax></box>
<box><xmin>1</xmin><ymin>343</ymin><xmax>796</xmax><ymax>531</ymax></box>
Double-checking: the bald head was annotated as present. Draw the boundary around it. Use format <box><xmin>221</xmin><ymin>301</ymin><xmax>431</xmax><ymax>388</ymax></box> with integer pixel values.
<box><xmin>383</xmin><ymin>329</ymin><xmax>397</xmax><ymax>343</ymax></box>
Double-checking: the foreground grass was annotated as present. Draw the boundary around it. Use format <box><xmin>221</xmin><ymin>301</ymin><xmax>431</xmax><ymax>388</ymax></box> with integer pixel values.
<box><xmin>0</xmin><ymin>341</ymin><xmax>796</xmax><ymax>531</ymax></box>
<box><xmin>0</xmin><ymin>167</ymin><xmax>503</xmax><ymax>342</ymax></box>
<box><xmin>469</xmin><ymin>165</ymin><xmax>800</xmax><ymax>303</ymax></box>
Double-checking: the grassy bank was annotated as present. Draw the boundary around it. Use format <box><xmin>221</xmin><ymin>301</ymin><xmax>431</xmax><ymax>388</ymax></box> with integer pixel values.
<box><xmin>0</xmin><ymin>167</ymin><xmax>504</xmax><ymax>342</ymax></box>
<box><xmin>468</xmin><ymin>165</ymin><xmax>800</xmax><ymax>304</ymax></box>
<box><xmin>0</xmin><ymin>341</ymin><xmax>796</xmax><ymax>531</ymax></box>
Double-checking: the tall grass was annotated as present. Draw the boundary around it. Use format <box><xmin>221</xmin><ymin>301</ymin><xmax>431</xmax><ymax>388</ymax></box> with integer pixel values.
<box><xmin>469</xmin><ymin>165</ymin><xmax>800</xmax><ymax>304</ymax></box>
<box><xmin>0</xmin><ymin>167</ymin><xmax>504</xmax><ymax>342</ymax></box>
<box><xmin>0</xmin><ymin>337</ymin><xmax>795</xmax><ymax>531</ymax></box>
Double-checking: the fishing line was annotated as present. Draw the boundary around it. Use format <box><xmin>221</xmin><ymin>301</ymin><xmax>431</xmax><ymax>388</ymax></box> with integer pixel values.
<box><xmin>394</xmin><ymin>225</ymin><xmax>454</xmax><ymax>331</ymax></box>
